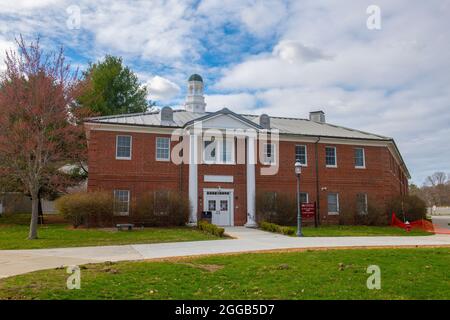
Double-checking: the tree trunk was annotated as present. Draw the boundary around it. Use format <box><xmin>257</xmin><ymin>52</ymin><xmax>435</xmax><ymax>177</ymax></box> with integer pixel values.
<box><xmin>38</xmin><ymin>193</ymin><xmax>44</xmax><ymax>225</ymax></box>
<box><xmin>29</xmin><ymin>193</ymin><xmax>39</xmax><ymax>240</ymax></box>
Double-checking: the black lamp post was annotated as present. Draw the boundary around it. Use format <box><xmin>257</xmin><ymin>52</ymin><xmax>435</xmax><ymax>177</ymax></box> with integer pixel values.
<box><xmin>295</xmin><ymin>161</ymin><xmax>303</xmax><ymax>237</ymax></box>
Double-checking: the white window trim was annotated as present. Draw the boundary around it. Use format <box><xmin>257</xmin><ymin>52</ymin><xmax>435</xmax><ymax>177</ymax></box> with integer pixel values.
<box><xmin>328</xmin><ymin>192</ymin><xmax>339</xmax><ymax>215</ymax></box>
<box><xmin>295</xmin><ymin>144</ymin><xmax>308</xmax><ymax>167</ymax></box>
<box><xmin>325</xmin><ymin>146</ymin><xmax>337</xmax><ymax>168</ymax></box>
<box><xmin>114</xmin><ymin>190</ymin><xmax>130</xmax><ymax>216</ymax></box>
<box><xmin>263</xmin><ymin>143</ymin><xmax>276</xmax><ymax>165</ymax></box>
<box><xmin>116</xmin><ymin>135</ymin><xmax>132</xmax><ymax>160</ymax></box>
<box><xmin>355</xmin><ymin>147</ymin><xmax>366</xmax><ymax>169</ymax></box>
<box><xmin>155</xmin><ymin>137</ymin><xmax>171</xmax><ymax>161</ymax></box>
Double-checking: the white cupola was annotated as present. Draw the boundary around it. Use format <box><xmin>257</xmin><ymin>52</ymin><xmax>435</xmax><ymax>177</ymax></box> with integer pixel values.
<box><xmin>185</xmin><ymin>74</ymin><xmax>206</xmax><ymax>113</ymax></box>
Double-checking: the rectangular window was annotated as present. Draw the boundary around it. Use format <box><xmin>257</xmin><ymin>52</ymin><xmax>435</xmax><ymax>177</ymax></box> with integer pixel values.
<box><xmin>208</xmin><ymin>200</ymin><xmax>216</xmax><ymax>211</ymax></box>
<box><xmin>116</xmin><ymin>135</ymin><xmax>132</xmax><ymax>159</ymax></box>
<box><xmin>355</xmin><ymin>148</ymin><xmax>365</xmax><ymax>168</ymax></box>
<box><xmin>114</xmin><ymin>190</ymin><xmax>130</xmax><ymax>215</ymax></box>
<box><xmin>300</xmin><ymin>192</ymin><xmax>309</xmax><ymax>204</ymax></box>
<box><xmin>325</xmin><ymin>146</ymin><xmax>337</xmax><ymax>167</ymax></box>
<box><xmin>263</xmin><ymin>143</ymin><xmax>276</xmax><ymax>164</ymax></box>
<box><xmin>156</xmin><ymin>137</ymin><xmax>170</xmax><ymax>161</ymax></box>
<box><xmin>154</xmin><ymin>190</ymin><xmax>169</xmax><ymax>215</ymax></box>
<box><xmin>356</xmin><ymin>193</ymin><xmax>368</xmax><ymax>215</ymax></box>
<box><xmin>295</xmin><ymin>145</ymin><xmax>307</xmax><ymax>166</ymax></box>
<box><xmin>220</xmin><ymin>200</ymin><xmax>228</xmax><ymax>211</ymax></box>
<box><xmin>222</xmin><ymin>139</ymin><xmax>234</xmax><ymax>164</ymax></box>
<box><xmin>204</xmin><ymin>138</ymin><xmax>217</xmax><ymax>163</ymax></box>
<box><xmin>203</xmin><ymin>138</ymin><xmax>234</xmax><ymax>164</ymax></box>
<box><xmin>327</xmin><ymin>193</ymin><xmax>339</xmax><ymax>215</ymax></box>
<box><xmin>263</xmin><ymin>192</ymin><xmax>277</xmax><ymax>214</ymax></box>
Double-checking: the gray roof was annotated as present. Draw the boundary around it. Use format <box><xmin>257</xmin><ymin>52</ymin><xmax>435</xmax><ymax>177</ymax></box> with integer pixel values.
<box><xmin>86</xmin><ymin>108</ymin><xmax>410</xmax><ymax>178</ymax></box>
<box><xmin>86</xmin><ymin>108</ymin><xmax>391</xmax><ymax>141</ymax></box>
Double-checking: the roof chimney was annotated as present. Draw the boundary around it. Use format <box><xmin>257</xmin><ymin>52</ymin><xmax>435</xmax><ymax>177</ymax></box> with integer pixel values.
<box><xmin>259</xmin><ymin>114</ymin><xmax>271</xmax><ymax>129</ymax></box>
<box><xmin>160</xmin><ymin>106</ymin><xmax>173</xmax><ymax>123</ymax></box>
<box><xmin>309</xmin><ymin>111</ymin><xmax>325</xmax><ymax>123</ymax></box>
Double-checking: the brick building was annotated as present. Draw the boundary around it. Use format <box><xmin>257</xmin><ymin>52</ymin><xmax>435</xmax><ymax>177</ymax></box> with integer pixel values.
<box><xmin>84</xmin><ymin>74</ymin><xmax>410</xmax><ymax>226</ymax></box>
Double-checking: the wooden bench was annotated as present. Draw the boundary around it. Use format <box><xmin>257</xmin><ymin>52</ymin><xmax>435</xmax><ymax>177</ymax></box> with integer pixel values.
<box><xmin>116</xmin><ymin>223</ymin><xmax>134</xmax><ymax>231</ymax></box>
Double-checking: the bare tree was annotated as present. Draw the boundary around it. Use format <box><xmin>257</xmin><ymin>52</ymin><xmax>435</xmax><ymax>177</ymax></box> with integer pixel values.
<box><xmin>425</xmin><ymin>172</ymin><xmax>447</xmax><ymax>187</ymax></box>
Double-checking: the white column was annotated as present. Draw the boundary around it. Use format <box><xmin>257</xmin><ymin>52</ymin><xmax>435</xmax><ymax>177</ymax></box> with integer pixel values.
<box><xmin>245</xmin><ymin>136</ymin><xmax>257</xmax><ymax>227</ymax></box>
<box><xmin>188</xmin><ymin>134</ymin><xmax>198</xmax><ymax>225</ymax></box>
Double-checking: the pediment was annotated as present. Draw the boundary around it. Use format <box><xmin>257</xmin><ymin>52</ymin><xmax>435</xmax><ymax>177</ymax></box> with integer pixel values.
<box><xmin>200</xmin><ymin>114</ymin><xmax>257</xmax><ymax>129</ymax></box>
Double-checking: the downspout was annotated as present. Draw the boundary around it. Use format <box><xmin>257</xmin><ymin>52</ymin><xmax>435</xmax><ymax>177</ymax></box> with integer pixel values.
<box><xmin>314</xmin><ymin>137</ymin><xmax>321</xmax><ymax>227</ymax></box>
<box><xmin>179</xmin><ymin>137</ymin><xmax>183</xmax><ymax>193</ymax></box>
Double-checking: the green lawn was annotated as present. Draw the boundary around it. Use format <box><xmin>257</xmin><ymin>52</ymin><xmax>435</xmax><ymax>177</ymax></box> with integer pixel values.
<box><xmin>0</xmin><ymin>214</ymin><xmax>221</xmax><ymax>250</ymax></box>
<box><xmin>1</xmin><ymin>248</ymin><xmax>448</xmax><ymax>300</ymax></box>
<box><xmin>287</xmin><ymin>225</ymin><xmax>432</xmax><ymax>237</ymax></box>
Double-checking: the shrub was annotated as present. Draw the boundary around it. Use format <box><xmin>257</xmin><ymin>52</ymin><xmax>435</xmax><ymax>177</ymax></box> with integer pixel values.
<box><xmin>197</xmin><ymin>220</ymin><xmax>225</xmax><ymax>237</ymax></box>
<box><xmin>339</xmin><ymin>196</ymin><xmax>389</xmax><ymax>226</ymax></box>
<box><xmin>386</xmin><ymin>195</ymin><xmax>427</xmax><ymax>222</ymax></box>
<box><xmin>260</xmin><ymin>221</ymin><xmax>295</xmax><ymax>236</ymax></box>
<box><xmin>256</xmin><ymin>191</ymin><xmax>297</xmax><ymax>225</ymax></box>
<box><xmin>355</xmin><ymin>202</ymin><xmax>389</xmax><ymax>226</ymax></box>
<box><xmin>133</xmin><ymin>191</ymin><xmax>190</xmax><ymax>227</ymax></box>
<box><xmin>55</xmin><ymin>192</ymin><xmax>113</xmax><ymax>228</ymax></box>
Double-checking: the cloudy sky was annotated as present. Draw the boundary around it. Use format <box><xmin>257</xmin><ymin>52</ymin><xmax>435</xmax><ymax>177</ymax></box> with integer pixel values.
<box><xmin>1</xmin><ymin>0</ymin><xmax>449</xmax><ymax>184</ymax></box>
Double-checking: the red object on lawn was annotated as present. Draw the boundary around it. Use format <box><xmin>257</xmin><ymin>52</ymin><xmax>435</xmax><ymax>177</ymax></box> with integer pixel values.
<box><xmin>404</xmin><ymin>221</ymin><xmax>411</xmax><ymax>232</ymax></box>
<box><xmin>391</xmin><ymin>213</ymin><xmax>450</xmax><ymax>234</ymax></box>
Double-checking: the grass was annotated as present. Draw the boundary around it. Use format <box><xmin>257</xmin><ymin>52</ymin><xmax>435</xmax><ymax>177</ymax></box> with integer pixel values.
<box><xmin>0</xmin><ymin>214</ymin><xmax>221</xmax><ymax>250</ymax></box>
<box><xmin>284</xmin><ymin>225</ymin><xmax>432</xmax><ymax>237</ymax></box>
<box><xmin>0</xmin><ymin>248</ymin><xmax>448</xmax><ymax>300</ymax></box>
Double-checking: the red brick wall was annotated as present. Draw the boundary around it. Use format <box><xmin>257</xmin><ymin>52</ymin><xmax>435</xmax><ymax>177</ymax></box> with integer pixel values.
<box><xmin>87</xmin><ymin>129</ymin><xmax>408</xmax><ymax>226</ymax></box>
<box><xmin>256</xmin><ymin>141</ymin><xmax>407</xmax><ymax>224</ymax></box>
<box><xmin>88</xmin><ymin>130</ymin><xmax>189</xmax><ymax>217</ymax></box>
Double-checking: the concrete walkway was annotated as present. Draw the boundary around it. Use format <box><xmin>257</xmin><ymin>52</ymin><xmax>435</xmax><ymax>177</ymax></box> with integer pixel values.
<box><xmin>1</xmin><ymin>227</ymin><xmax>450</xmax><ymax>279</ymax></box>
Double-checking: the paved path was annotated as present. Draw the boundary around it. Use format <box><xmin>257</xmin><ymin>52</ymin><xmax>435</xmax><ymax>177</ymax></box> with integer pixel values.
<box><xmin>1</xmin><ymin>227</ymin><xmax>449</xmax><ymax>279</ymax></box>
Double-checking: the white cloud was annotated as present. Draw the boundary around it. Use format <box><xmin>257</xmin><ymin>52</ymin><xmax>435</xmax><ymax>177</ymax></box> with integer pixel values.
<box><xmin>0</xmin><ymin>0</ymin><xmax>62</xmax><ymax>12</ymax></box>
<box><xmin>145</xmin><ymin>75</ymin><xmax>181</xmax><ymax>102</ymax></box>
<box><xmin>197</xmin><ymin>0</ymin><xmax>287</xmax><ymax>37</ymax></box>
<box><xmin>273</xmin><ymin>40</ymin><xmax>331</xmax><ymax>64</ymax></box>
<box><xmin>205</xmin><ymin>93</ymin><xmax>257</xmax><ymax>111</ymax></box>
<box><xmin>239</xmin><ymin>1</ymin><xmax>287</xmax><ymax>36</ymax></box>
<box><xmin>0</xmin><ymin>38</ymin><xmax>16</xmax><ymax>71</ymax></box>
<box><xmin>1</xmin><ymin>0</ymin><xmax>450</xmax><ymax>184</ymax></box>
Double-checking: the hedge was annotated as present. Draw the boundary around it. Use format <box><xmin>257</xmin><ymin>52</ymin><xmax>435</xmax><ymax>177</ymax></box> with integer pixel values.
<box><xmin>255</xmin><ymin>192</ymin><xmax>297</xmax><ymax>225</ymax></box>
<box><xmin>133</xmin><ymin>191</ymin><xmax>190</xmax><ymax>226</ymax></box>
<box><xmin>55</xmin><ymin>191</ymin><xmax>113</xmax><ymax>228</ymax></box>
<box><xmin>385</xmin><ymin>195</ymin><xmax>427</xmax><ymax>222</ymax></box>
<box><xmin>260</xmin><ymin>221</ymin><xmax>295</xmax><ymax>236</ymax></box>
<box><xmin>197</xmin><ymin>220</ymin><xmax>225</xmax><ymax>237</ymax></box>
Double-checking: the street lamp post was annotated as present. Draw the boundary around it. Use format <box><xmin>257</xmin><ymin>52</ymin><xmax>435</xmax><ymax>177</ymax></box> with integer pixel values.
<box><xmin>295</xmin><ymin>161</ymin><xmax>303</xmax><ymax>237</ymax></box>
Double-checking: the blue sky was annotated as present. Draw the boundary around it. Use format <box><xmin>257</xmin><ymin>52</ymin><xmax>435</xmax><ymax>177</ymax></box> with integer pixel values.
<box><xmin>1</xmin><ymin>0</ymin><xmax>450</xmax><ymax>185</ymax></box>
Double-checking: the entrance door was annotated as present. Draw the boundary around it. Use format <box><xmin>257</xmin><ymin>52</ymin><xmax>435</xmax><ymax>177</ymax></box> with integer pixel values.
<box><xmin>204</xmin><ymin>190</ymin><xmax>233</xmax><ymax>226</ymax></box>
